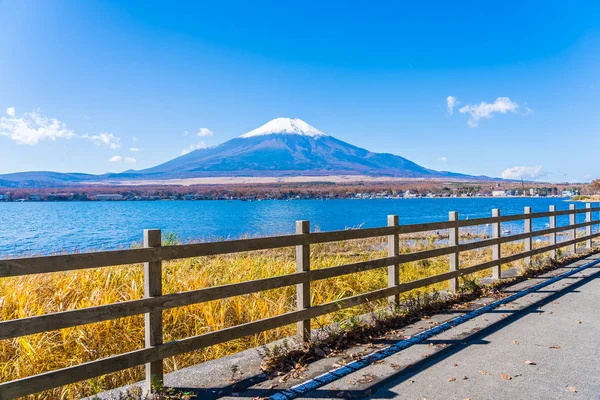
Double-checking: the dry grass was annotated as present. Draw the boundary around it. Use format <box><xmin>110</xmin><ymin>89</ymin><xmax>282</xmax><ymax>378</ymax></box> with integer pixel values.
<box><xmin>0</xmin><ymin>231</ymin><xmax>577</xmax><ymax>399</ymax></box>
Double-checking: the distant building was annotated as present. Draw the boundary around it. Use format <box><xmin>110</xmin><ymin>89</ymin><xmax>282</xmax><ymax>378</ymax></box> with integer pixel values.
<box><xmin>561</xmin><ymin>190</ymin><xmax>575</xmax><ymax>198</ymax></box>
<box><xmin>95</xmin><ymin>194</ymin><xmax>124</xmax><ymax>201</ymax></box>
<box><xmin>492</xmin><ymin>190</ymin><xmax>507</xmax><ymax>197</ymax></box>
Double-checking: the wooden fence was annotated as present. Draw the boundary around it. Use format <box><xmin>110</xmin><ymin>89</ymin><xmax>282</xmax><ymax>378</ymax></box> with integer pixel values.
<box><xmin>1</xmin><ymin>203</ymin><xmax>599</xmax><ymax>399</ymax></box>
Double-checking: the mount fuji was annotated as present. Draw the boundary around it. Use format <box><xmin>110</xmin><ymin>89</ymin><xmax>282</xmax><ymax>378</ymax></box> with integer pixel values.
<box><xmin>134</xmin><ymin>118</ymin><xmax>480</xmax><ymax>179</ymax></box>
<box><xmin>0</xmin><ymin>118</ymin><xmax>487</xmax><ymax>186</ymax></box>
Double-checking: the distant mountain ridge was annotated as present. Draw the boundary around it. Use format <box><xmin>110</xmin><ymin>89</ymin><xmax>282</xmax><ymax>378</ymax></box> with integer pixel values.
<box><xmin>0</xmin><ymin>118</ymin><xmax>490</xmax><ymax>187</ymax></box>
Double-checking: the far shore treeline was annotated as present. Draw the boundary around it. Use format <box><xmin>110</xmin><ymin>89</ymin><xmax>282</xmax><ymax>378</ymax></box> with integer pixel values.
<box><xmin>0</xmin><ymin>180</ymin><xmax>597</xmax><ymax>202</ymax></box>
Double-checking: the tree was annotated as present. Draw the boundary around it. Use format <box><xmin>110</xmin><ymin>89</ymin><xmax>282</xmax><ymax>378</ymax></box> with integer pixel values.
<box><xmin>590</xmin><ymin>179</ymin><xmax>600</xmax><ymax>194</ymax></box>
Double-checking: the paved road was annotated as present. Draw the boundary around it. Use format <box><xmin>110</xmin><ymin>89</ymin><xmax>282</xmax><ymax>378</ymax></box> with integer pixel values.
<box><xmin>368</xmin><ymin>265</ymin><xmax>600</xmax><ymax>399</ymax></box>
<box><xmin>293</xmin><ymin>256</ymin><xmax>600</xmax><ymax>400</ymax></box>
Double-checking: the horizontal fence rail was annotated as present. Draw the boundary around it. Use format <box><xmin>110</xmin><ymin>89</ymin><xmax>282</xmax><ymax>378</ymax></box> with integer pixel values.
<box><xmin>1</xmin><ymin>203</ymin><xmax>599</xmax><ymax>399</ymax></box>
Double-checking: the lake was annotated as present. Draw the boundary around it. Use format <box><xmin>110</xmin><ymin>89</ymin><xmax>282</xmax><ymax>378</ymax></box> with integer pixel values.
<box><xmin>0</xmin><ymin>198</ymin><xmax>598</xmax><ymax>256</ymax></box>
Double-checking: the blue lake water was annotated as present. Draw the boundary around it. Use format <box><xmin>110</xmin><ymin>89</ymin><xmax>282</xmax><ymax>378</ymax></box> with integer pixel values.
<box><xmin>0</xmin><ymin>198</ymin><xmax>598</xmax><ymax>256</ymax></box>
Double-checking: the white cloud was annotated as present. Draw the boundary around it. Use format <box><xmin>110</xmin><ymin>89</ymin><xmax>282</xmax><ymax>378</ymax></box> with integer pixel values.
<box><xmin>0</xmin><ymin>107</ymin><xmax>75</xmax><ymax>145</ymax></box>
<box><xmin>129</xmin><ymin>147</ymin><xmax>141</xmax><ymax>152</ymax></box>
<box><xmin>181</xmin><ymin>141</ymin><xmax>207</xmax><ymax>155</ymax></box>
<box><xmin>446</xmin><ymin>96</ymin><xmax>459</xmax><ymax>115</ymax></box>
<box><xmin>184</xmin><ymin>127</ymin><xmax>213</xmax><ymax>137</ymax></box>
<box><xmin>522</xmin><ymin>107</ymin><xmax>534</xmax><ymax>116</ymax></box>
<box><xmin>109</xmin><ymin>155</ymin><xmax>136</xmax><ymax>164</ymax></box>
<box><xmin>132</xmin><ymin>136</ymin><xmax>139</xmax><ymax>143</ymax></box>
<box><xmin>197</xmin><ymin>127</ymin><xmax>213</xmax><ymax>137</ymax></box>
<box><xmin>458</xmin><ymin>97</ymin><xmax>521</xmax><ymax>127</ymax></box>
<box><xmin>500</xmin><ymin>165</ymin><xmax>544</xmax><ymax>180</ymax></box>
<box><xmin>439</xmin><ymin>156</ymin><xmax>448</xmax><ymax>162</ymax></box>
<box><xmin>83</xmin><ymin>132</ymin><xmax>121</xmax><ymax>149</ymax></box>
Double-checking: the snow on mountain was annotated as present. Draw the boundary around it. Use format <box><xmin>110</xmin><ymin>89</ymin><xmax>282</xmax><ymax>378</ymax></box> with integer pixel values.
<box><xmin>240</xmin><ymin>117</ymin><xmax>327</xmax><ymax>138</ymax></box>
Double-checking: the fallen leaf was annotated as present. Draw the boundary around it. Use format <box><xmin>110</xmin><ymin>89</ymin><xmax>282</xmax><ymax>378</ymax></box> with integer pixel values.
<box><xmin>568</xmin><ymin>386</ymin><xmax>578</xmax><ymax>393</ymax></box>
<box><xmin>513</xmin><ymin>340</ymin><xmax>520</xmax><ymax>345</ymax></box>
<box><xmin>480</xmin><ymin>370</ymin><xmax>490</xmax><ymax>375</ymax></box>
<box><xmin>448</xmin><ymin>377</ymin><xmax>456</xmax><ymax>382</ymax></box>
<box><xmin>524</xmin><ymin>360</ymin><xmax>536</xmax><ymax>365</ymax></box>
<box><xmin>577</xmin><ymin>320</ymin><xmax>582</xmax><ymax>324</ymax></box>
<box><xmin>267</xmin><ymin>384</ymin><xmax>278</xmax><ymax>390</ymax></box>
<box><xmin>549</xmin><ymin>344</ymin><xmax>561</xmax><ymax>349</ymax></box>
<box><xmin>452</xmin><ymin>363</ymin><xmax>458</xmax><ymax>367</ymax></box>
<box><xmin>462</xmin><ymin>376</ymin><xmax>468</xmax><ymax>380</ymax></box>
<box><xmin>501</xmin><ymin>373</ymin><xmax>512</xmax><ymax>380</ymax></box>
<box><xmin>358</xmin><ymin>374</ymin><xmax>376</xmax><ymax>384</ymax></box>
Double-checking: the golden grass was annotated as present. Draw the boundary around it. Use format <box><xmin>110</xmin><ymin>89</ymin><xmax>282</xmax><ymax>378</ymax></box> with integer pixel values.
<box><xmin>0</xmin><ymin>232</ymin><xmax>575</xmax><ymax>399</ymax></box>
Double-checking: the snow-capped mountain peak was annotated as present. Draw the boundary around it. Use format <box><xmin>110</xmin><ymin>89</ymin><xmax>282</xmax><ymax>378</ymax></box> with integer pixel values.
<box><xmin>240</xmin><ymin>117</ymin><xmax>327</xmax><ymax>138</ymax></box>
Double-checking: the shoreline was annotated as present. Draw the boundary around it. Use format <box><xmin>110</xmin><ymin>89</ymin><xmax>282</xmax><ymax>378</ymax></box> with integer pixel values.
<box><xmin>570</xmin><ymin>195</ymin><xmax>600</xmax><ymax>202</ymax></box>
<box><xmin>0</xmin><ymin>195</ymin><xmax>576</xmax><ymax>203</ymax></box>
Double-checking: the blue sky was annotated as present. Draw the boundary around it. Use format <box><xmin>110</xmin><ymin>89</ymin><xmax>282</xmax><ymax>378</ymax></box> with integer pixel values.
<box><xmin>0</xmin><ymin>1</ymin><xmax>599</xmax><ymax>182</ymax></box>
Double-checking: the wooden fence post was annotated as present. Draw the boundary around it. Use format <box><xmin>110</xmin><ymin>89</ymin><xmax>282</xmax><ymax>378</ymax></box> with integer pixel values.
<box><xmin>448</xmin><ymin>211</ymin><xmax>459</xmax><ymax>293</ymax></box>
<box><xmin>524</xmin><ymin>207</ymin><xmax>532</xmax><ymax>267</ymax></box>
<box><xmin>549</xmin><ymin>205</ymin><xmax>557</xmax><ymax>259</ymax></box>
<box><xmin>143</xmin><ymin>229</ymin><xmax>163</xmax><ymax>393</ymax></box>
<box><xmin>387</xmin><ymin>215</ymin><xmax>400</xmax><ymax>307</ymax></box>
<box><xmin>296</xmin><ymin>220</ymin><xmax>311</xmax><ymax>343</ymax></box>
<box><xmin>569</xmin><ymin>204</ymin><xmax>576</xmax><ymax>254</ymax></box>
<box><xmin>586</xmin><ymin>203</ymin><xmax>592</xmax><ymax>249</ymax></box>
<box><xmin>492</xmin><ymin>209</ymin><xmax>501</xmax><ymax>279</ymax></box>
